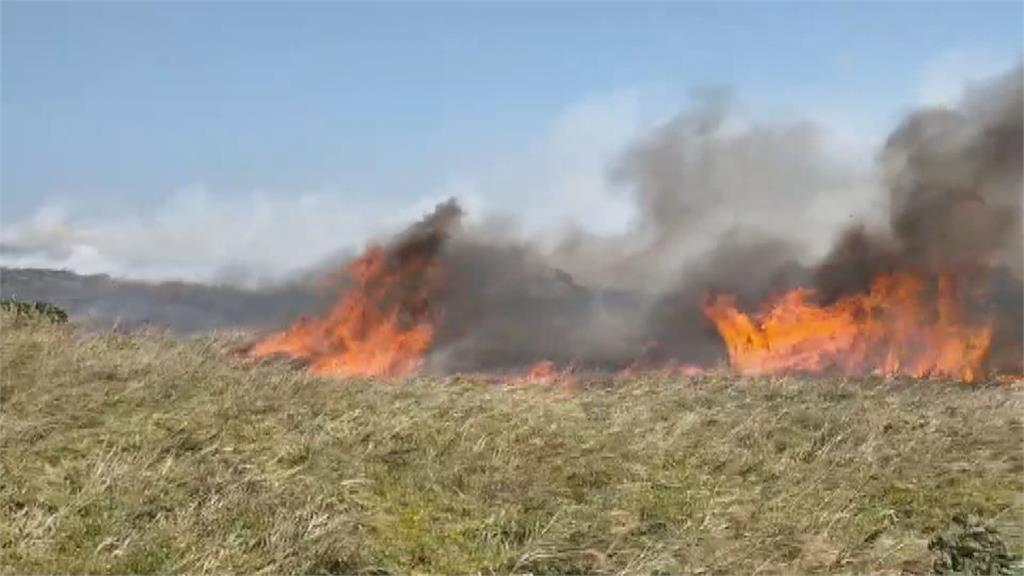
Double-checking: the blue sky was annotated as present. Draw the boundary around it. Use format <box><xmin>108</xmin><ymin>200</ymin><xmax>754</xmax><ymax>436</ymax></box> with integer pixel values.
<box><xmin>1</xmin><ymin>2</ymin><xmax>1021</xmax><ymax>281</ymax></box>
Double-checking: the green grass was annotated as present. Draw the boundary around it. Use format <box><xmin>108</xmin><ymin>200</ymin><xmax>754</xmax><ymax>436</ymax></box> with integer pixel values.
<box><xmin>2</xmin><ymin>315</ymin><xmax>1021</xmax><ymax>574</ymax></box>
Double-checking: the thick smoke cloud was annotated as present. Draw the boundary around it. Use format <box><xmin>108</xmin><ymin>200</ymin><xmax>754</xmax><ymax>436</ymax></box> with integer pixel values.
<box><xmin>5</xmin><ymin>67</ymin><xmax>1021</xmax><ymax>375</ymax></box>
<box><xmin>887</xmin><ymin>67</ymin><xmax>1022</xmax><ymax>276</ymax></box>
<box><xmin>430</xmin><ymin>236</ymin><xmax>650</xmax><ymax>373</ymax></box>
<box><xmin>350</xmin><ymin>200</ymin><xmax>649</xmax><ymax>373</ymax></box>
<box><xmin>546</xmin><ymin>95</ymin><xmax>873</xmax><ymax>292</ymax></box>
<box><xmin>817</xmin><ymin>68</ymin><xmax>1022</xmax><ymax>295</ymax></box>
<box><xmin>815</xmin><ymin>66</ymin><xmax>1023</xmax><ymax>370</ymax></box>
<box><xmin>429</xmin><ymin>67</ymin><xmax>1022</xmax><ymax>372</ymax></box>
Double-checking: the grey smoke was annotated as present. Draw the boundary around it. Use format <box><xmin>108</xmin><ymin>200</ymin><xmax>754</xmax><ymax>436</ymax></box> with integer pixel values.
<box><xmin>819</xmin><ymin>66</ymin><xmax>1022</xmax><ymax>291</ymax></box>
<box><xmin>642</xmin><ymin>66</ymin><xmax>1023</xmax><ymax>372</ymax></box>
<box><xmin>814</xmin><ymin>66</ymin><xmax>1023</xmax><ymax>371</ymax></box>
<box><xmin>547</xmin><ymin>93</ymin><xmax>872</xmax><ymax>292</ymax></box>
<box><xmin>886</xmin><ymin>67</ymin><xmax>1022</xmax><ymax>277</ymax></box>
<box><xmin>428</xmin><ymin>233</ymin><xmax>651</xmax><ymax>373</ymax></box>
<box><xmin>5</xmin><ymin>67</ymin><xmax>1020</xmax><ymax>375</ymax></box>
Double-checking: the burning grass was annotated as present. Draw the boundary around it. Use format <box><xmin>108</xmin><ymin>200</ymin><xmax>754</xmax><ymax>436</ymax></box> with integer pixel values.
<box><xmin>704</xmin><ymin>272</ymin><xmax>994</xmax><ymax>382</ymax></box>
<box><xmin>2</xmin><ymin>316</ymin><xmax>1022</xmax><ymax>574</ymax></box>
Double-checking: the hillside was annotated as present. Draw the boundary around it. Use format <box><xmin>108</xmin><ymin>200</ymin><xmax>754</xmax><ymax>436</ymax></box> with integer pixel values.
<box><xmin>0</xmin><ymin>267</ymin><xmax>330</xmax><ymax>334</ymax></box>
<box><xmin>1</xmin><ymin>313</ymin><xmax>1021</xmax><ymax>574</ymax></box>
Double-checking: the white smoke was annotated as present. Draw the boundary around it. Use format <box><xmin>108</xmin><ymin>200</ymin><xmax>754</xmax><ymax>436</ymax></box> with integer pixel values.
<box><xmin>0</xmin><ymin>185</ymin><xmax>398</xmax><ymax>286</ymax></box>
<box><xmin>1</xmin><ymin>89</ymin><xmax>881</xmax><ymax>287</ymax></box>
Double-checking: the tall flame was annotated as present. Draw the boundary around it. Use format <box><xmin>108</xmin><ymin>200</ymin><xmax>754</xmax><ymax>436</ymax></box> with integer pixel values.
<box><xmin>702</xmin><ymin>273</ymin><xmax>992</xmax><ymax>382</ymax></box>
<box><xmin>250</xmin><ymin>245</ymin><xmax>440</xmax><ymax>377</ymax></box>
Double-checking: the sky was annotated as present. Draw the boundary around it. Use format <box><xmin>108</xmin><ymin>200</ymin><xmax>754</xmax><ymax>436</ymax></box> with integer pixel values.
<box><xmin>1</xmin><ymin>2</ymin><xmax>1021</xmax><ymax>282</ymax></box>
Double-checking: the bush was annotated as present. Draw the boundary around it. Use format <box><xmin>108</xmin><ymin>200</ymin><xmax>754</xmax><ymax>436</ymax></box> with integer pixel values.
<box><xmin>1</xmin><ymin>298</ymin><xmax>69</xmax><ymax>324</ymax></box>
<box><xmin>930</xmin><ymin>514</ymin><xmax>1023</xmax><ymax>575</ymax></box>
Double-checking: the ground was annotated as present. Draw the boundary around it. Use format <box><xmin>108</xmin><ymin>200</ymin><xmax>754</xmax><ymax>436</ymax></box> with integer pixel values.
<box><xmin>2</xmin><ymin>314</ymin><xmax>1021</xmax><ymax>574</ymax></box>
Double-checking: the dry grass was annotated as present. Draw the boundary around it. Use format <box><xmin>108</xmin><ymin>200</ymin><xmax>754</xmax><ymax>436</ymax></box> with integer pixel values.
<box><xmin>1</xmin><ymin>314</ymin><xmax>1022</xmax><ymax>574</ymax></box>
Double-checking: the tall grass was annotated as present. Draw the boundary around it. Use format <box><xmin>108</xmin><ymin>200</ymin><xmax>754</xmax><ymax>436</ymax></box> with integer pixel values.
<box><xmin>2</xmin><ymin>316</ymin><xmax>1021</xmax><ymax>574</ymax></box>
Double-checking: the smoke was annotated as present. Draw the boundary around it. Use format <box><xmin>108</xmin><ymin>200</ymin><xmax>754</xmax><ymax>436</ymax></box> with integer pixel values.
<box><xmin>353</xmin><ymin>93</ymin><xmax>873</xmax><ymax>371</ymax></box>
<box><xmin>0</xmin><ymin>187</ymin><xmax>402</xmax><ymax>286</ymax></box>
<box><xmin>823</xmin><ymin>66</ymin><xmax>1023</xmax><ymax>285</ymax></box>
<box><xmin>886</xmin><ymin>67</ymin><xmax>1022</xmax><ymax>276</ymax></box>
<box><xmin>422</xmin><ymin>66</ymin><xmax>1022</xmax><ymax>373</ymax></box>
<box><xmin>645</xmin><ymin>233</ymin><xmax>811</xmax><ymax>367</ymax></box>
<box><xmin>546</xmin><ymin>93</ymin><xmax>875</xmax><ymax>291</ymax></box>
<box><xmin>430</xmin><ymin>232</ymin><xmax>650</xmax><ymax>373</ymax></box>
<box><xmin>532</xmin><ymin>93</ymin><xmax>878</xmax><ymax>368</ymax></box>
<box><xmin>814</xmin><ymin>66</ymin><xmax>1023</xmax><ymax>370</ymax></box>
<box><xmin>644</xmin><ymin>66</ymin><xmax>1023</xmax><ymax>372</ymax></box>
<box><xmin>6</xmin><ymin>66</ymin><xmax>1020</xmax><ymax>375</ymax></box>
<box><xmin>328</xmin><ymin>200</ymin><xmax>649</xmax><ymax>373</ymax></box>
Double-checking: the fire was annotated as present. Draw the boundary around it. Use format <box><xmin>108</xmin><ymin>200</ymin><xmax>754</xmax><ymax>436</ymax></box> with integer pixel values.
<box><xmin>250</xmin><ymin>244</ymin><xmax>441</xmax><ymax>377</ymax></box>
<box><xmin>519</xmin><ymin>360</ymin><xmax>583</xmax><ymax>391</ymax></box>
<box><xmin>525</xmin><ymin>360</ymin><xmax>560</xmax><ymax>383</ymax></box>
<box><xmin>703</xmin><ymin>273</ymin><xmax>992</xmax><ymax>382</ymax></box>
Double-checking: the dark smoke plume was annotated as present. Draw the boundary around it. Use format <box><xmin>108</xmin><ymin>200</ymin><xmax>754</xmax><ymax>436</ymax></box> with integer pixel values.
<box><xmin>555</xmin><ymin>66</ymin><xmax>1021</xmax><ymax>371</ymax></box>
<box><xmin>819</xmin><ymin>68</ymin><xmax>1022</xmax><ymax>292</ymax></box>
<box><xmin>7</xmin><ymin>67</ymin><xmax>1021</xmax><ymax>375</ymax></box>
<box><xmin>370</xmin><ymin>200</ymin><xmax>648</xmax><ymax>372</ymax></box>
<box><xmin>814</xmin><ymin>66</ymin><xmax>1023</xmax><ymax>371</ymax></box>
<box><xmin>548</xmin><ymin>93</ymin><xmax>865</xmax><ymax>292</ymax></box>
<box><xmin>430</xmin><ymin>236</ymin><xmax>648</xmax><ymax>373</ymax></box>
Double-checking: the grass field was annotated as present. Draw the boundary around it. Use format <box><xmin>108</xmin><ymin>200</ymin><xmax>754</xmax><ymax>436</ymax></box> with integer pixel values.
<box><xmin>2</xmin><ymin>313</ymin><xmax>1022</xmax><ymax>574</ymax></box>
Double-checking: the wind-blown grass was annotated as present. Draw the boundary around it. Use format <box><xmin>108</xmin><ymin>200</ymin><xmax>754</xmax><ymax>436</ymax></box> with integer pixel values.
<box><xmin>1</xmin><ymin>316</ymin><xmax>1021</xmax><ymax>574</ymax></box>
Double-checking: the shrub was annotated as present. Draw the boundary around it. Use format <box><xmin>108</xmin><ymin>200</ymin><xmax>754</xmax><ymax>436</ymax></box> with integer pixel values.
<box><xmin>929</xmin><ymin>514</ymin><xmax>1023</xmax><ymax>575</ymax></box>
<box><xmin>0</xmin><ymin>298</ymin><xmax>69</xmax><ymax>324</ymax></box>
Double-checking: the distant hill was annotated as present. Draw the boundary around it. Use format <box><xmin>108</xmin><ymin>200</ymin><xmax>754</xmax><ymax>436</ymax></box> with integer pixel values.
<box><xmin>0</xmin><ymin>267</ymin><xmax>332</xmax><ymax>333</ymax></box>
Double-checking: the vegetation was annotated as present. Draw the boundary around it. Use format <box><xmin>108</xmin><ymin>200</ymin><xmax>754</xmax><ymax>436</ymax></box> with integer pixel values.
<box><xmin>0</xmin><ymin>298</ymin><xmax>68</xmax><ymax>324</ymax></box>
<box><xmin>929</xmin><ymin>514</ymin><xmax>1021</xmax><ymax>574</ymax></box>
<box><xmin>1</xmin><ymin>314</ymin><xmax>1021</xmax><ymax>574</ymax></box>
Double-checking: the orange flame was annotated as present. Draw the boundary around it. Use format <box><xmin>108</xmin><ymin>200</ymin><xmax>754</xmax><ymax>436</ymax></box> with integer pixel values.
<box><xmin>702</xmin><ymin>273</ymin><xmax>992</xmax><ymax>382</ymax></box>
<box><xmin>250</xmin><ymin>245</ymin><xmax>440</xmax><ymax>377</ymax></box>
<box><xmin>525</xmin><ymin>360</ymin><xmax>560</xmax><ymax>383</ymax></box>
<box><xmin>518</xmin><ymin>360</ymin><xmax>583</xmax><ymax>392</ymax></box>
